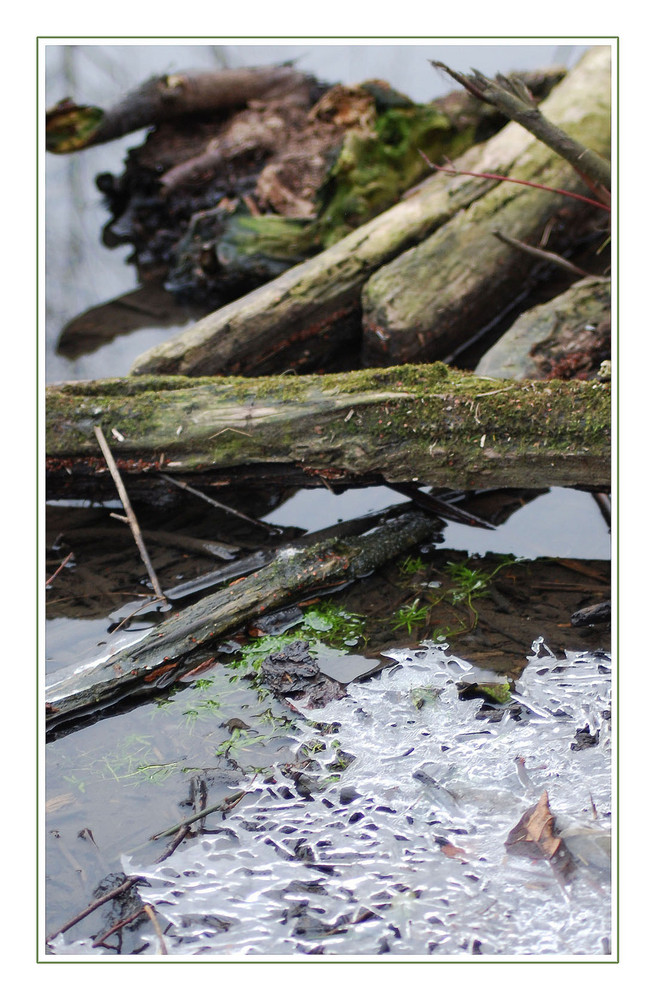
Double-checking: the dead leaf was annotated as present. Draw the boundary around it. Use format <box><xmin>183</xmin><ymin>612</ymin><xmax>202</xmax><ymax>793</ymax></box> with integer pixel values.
<box><xmin>505</xmin><ymin>790</ymin><xmax>562</xmax><ymax>861</ymax></box>
<box><xmin>440</xmin><ymin>842</ymin><xmax>467</xmax><ymax>860</ymax></box>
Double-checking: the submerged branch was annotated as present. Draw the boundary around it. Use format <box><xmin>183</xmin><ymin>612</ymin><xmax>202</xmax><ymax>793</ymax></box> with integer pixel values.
<box><xmin>45</xmin><ymin>506</ymin><xmax>442</xmax><ymax>726</ymax></box>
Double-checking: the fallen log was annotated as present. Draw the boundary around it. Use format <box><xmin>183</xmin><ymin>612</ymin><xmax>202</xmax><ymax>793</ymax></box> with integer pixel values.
<box><xmin>475</xmin><ymin>276</ymin><xmax>611</xmax><ymax>381</ymax></box>
<box><xmin>128</xmin><ymin>48</ymin><xmax>607</xmax><ymax>378</ymax></box>
<box><xmin>48</xmin><ymin>64</ymin><xmax>564</xmax><ymax>325</ymax></box>
<box><xmin>361</xmin><ymin>46</ymin><xmax>611</xmax><ymax>366</ymax></box>
<box><xmin>129</xmin><ymin>167</ymin><xmax>500</xmax><ymax>376</ymax></box>
<box><xmin>45</xmin><ymin>505</ymin><xmax>440</xmax><ymax>727</ymax></box>
<box><xmin>45</xmin><ymin>65</ymin><xmax>315</xmax><ymax>152</ymax></box>
<box><xmin>46</xmin><ymin>364</ymin><xmax>610</xmax><ymax>495</ymax></box>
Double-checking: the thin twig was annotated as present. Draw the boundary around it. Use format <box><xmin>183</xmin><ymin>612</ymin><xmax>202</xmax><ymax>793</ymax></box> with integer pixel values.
<box><xmin>45</xmin><ymin>551</ymin><xmax>74</xmax><ymax>587</ymax></box>
<box><xmin>45</xmin><ymin>876</ymin><xmax>141</xmax><ymax>943</ymax></box>
<box><xmin>491</xmin><ymin>229</ymin><xmax>608</xmax><ymax>280</ymax></box>
<box><xmin>108</xmin><ymin>595</ymin><xmax>164</xmax><ymax>633</ymax></box>
<box><xmin>418</xmin><ymin>149</ymin><xmax>610</xmax><ymax>213</ymax></box>
<box><xmin>150</xmin><ymin>786</ymin><xmax>251</xmax><ymax>840</ymax></box>
<box><xmin>144</xmin><ymin>904</ymin><xmax>168</xmax><ymax>955</ymax></box>
<box><xmin>46</xmin><ymin>782</ymin><xmax>252</xmax><ymax>948</ymax></box>
<box><xmin>153</xmin><ymin>824</ymin><xmax>191</xmax><ymax>862</ymax></box>
<box><xmin>430</xmin><ymin>61</ymin><xmax>612</xmax><ymax>198</ymax></box>
<box><xmin>94</xmin><ymin>426</ymin><xmax>166</xmax><ymax>601</ymax></box>
<box><xmin>92</xmin><ymin>906</ymin><xmax>146</xmax><ymax>948</ymax></box>
<box><xmin>159</xmin><ymin>472</ymin><xmax>281</xmax><ymax>533</ymax></box>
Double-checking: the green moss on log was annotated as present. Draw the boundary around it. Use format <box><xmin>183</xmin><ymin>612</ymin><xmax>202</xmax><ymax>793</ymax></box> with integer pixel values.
<box><xmin>46</xmin><ymin>364</ymin><xmax>610</xmax><ymax>491</ymax></box>
<box><xmin>316</xmin><ymin>106</ymin><xmax>475</xmax><ymax>245</ymax></box>
<box><xmin>213</xmin><ymin>105</ymin><xmax>479</xmax><ymax>272</ymax></box>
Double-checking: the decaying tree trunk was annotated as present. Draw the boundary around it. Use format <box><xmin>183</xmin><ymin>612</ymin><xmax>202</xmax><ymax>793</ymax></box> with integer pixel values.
<box><xmin>46</xmin><ymin>66</ymin><xmax>315</xmax><ymax>152</ymax></box>
<box><xmin>128</xmin><ymin>168</ymin><xmax>500</xmax><ymax>376</ymax></box>
<box><xmin>475</xmin><ymin>276</ymin><xmax>611</xmax><ymax>381</ymax></box>
<box><xmin>46</xmin><ymin>364</ymin><xmax>610</xmax><ymax>495</ymax></box>
<box><xmin>361</xmin><ymin>46</ymin><xmax>611</xmax><ymax>366</ymax></box>
<box><xmin>48</xmin><ymin>64</ymin><xmax>564</xmax><ymax>326</ymax></box>
<box><xmin>128</xmin><ymin>47</ymin><xmax>609</xmax><ymax>378</ymax></box>
<box><xmin>46</xmin><ymin>505</ymin><xmax>439</xmax><ymax>726</ymax></box>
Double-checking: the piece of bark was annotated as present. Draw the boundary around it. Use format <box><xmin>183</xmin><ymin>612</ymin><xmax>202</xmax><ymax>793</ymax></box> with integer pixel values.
<box><xmin>45</xmin><ymin>364</ymin><xmax>610</xmax><ymax>495</ymax></box>
<box><xmin>475</xmin><ymin>277</ymin><xmax>611</xmax><ymax>381</ymax></box>
<box><xmin>361</xmin><ymin>46</ymin><xmax>611</xmax><ymax>367</ymax></box>
<box><xmin>45</xmin><ymin>506</ymin><xmax>440</xmax><ymax>726</ymax></box>
<box><xmin>46</xmin><ymin>66</ymin><xmax>314</xmax><ymax>152</ymax></box>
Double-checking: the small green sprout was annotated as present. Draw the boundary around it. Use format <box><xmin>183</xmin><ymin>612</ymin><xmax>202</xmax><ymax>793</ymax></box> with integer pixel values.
<box><xmin>398</xmin><ymin>555</ymin><xmax>427</xmax><ymax>576</ymax></box>
<box><xmin>392</xmin><ymin>598</ymin><xmax>429</xmax><ymax>635</ymax></box>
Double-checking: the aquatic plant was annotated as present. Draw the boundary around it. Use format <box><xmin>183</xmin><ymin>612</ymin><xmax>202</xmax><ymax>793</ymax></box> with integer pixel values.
<box><xmin>392</xmin><ymin>598</ymin><xmax>430</xmax><ymax>635</ymax></box>
<box><xmin>444</xmin><ymin>555</ymin><xmax>520</xmax><ymax>628</ymax></box>
<box><xmin>397</xmin><ymin>554</ymin><xmax>427</xmax><ymax>576</ymax></box>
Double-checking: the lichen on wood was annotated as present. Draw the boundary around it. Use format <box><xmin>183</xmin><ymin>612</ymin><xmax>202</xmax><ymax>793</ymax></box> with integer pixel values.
<box><xmin>46</xmin><ymin>364</ymin><xmax>610</xmax><ymax>493</ymax></box>
<box><xmin>361</xmin><ymin>46</ymin><xmax>611</xmax><ymax>367</ymax></box>
<box><xmin>45</xmin><ymin>506</ymin><xmax>440</xmax><ymax>725</ymax></box>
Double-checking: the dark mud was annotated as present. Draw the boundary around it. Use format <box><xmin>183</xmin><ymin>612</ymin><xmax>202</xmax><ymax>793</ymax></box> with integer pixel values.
<box><xmin>333</xmin><ymin>546</ymin><xmax>610</xmax><ymax>676</ymax></box>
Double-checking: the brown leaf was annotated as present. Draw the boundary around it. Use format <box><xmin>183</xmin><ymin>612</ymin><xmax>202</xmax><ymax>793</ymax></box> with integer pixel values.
<box><xmin>505</xmin><ymin>790</ymin><xmax>562</xmax><ymax>861</ymax></box>
<box><xmin>440</xmin><ymin>842</ymin><xmax>467</xmax><ymax>860</ymax></box>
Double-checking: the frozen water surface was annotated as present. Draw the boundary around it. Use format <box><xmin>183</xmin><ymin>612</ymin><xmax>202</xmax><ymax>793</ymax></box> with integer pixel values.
<box><xmin>53</xmin><ymin>641</ymin><xmax>612</xmax><ymax>957</ymax></box>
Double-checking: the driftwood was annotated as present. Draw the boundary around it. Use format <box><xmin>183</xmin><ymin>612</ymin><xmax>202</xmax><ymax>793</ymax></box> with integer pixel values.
<box><xmin>128</xmin><ymin>47</ymin><xmax>609</xmax><ymax>378</ymax></box>
<box><xmin>45</xmin><ymin>66</ymin><xmax>314</xmax><ymax>152</ymax></box>
<box><xmin>45</xmin><ymin>505</ymin><xmax>440</xmax><ymax>727</ymax></box>
<box><xmin>475</xmin><ymin>276</ymin><xmax>611</xmax><ymax>381</ymax></box>
<box><xmin>361</xmin><ymin>47</ymin><xmax>611</xmax><ymax>366</ymax></box>
<box><xmin>46</xmin><ymin>364</ymin><xmax>610</xmax><ymax>495</ymax></box>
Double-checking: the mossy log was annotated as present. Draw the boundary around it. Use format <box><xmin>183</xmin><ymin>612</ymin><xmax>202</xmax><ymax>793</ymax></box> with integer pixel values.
<box><xmin>361</xmin><ymin>46</ymin><xmax>611</xmax><ymax>366</ymax></box>
<box><xmin>129</xmin><ymin>48</ymin><xmax>607</xmax><ymax>377</ymax></box>
<box><xmin>129</xmin><ymin>166</ymin><xmax>500</xmax><ymax>377</ymax></box>
<box><xmin>45</xmin><ymin>506</ymin><xmax>439</xmax><ymax>726</ymax></box>
<box><xmin>475</xmin><ymin>277</ymin><xmax>611</xmax><ymax>381</ymax></box>
<box><xmin>46</xmin><ymin>364</ymin><xmax>610</xmax><ymax>495</ymax></box>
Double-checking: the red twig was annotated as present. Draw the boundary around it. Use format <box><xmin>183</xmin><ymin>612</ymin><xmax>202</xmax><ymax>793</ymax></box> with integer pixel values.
<box><xmin>419</xmin><ymin>149</ymin><xmax>610</xmax><ymax>213</ymax></box>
